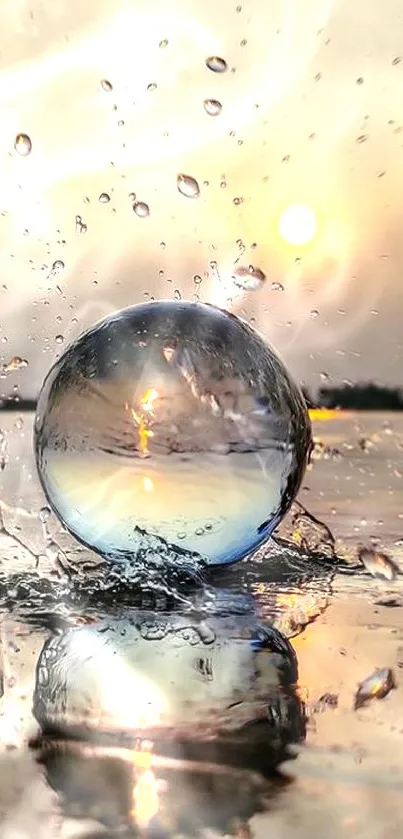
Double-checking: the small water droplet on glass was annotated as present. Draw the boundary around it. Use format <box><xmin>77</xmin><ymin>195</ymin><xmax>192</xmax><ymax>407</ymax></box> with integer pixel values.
<box><xmin>240</xmin><ymin>39</ymin><xmax>247</xmax><ymax>47</ymax></box>
<box><xmin>174</xmin><ymin>289</ymin><xmax>182</xmax><ymax>300</ymax></box>
<box><xmin>193</xmin><ymin>274</ymin><xmax>202</xmax><ymax>285</ymax></box>
<box><xmin>203</xmin><ymin>98</ymin><xmax>222</xmax><ymax>116</ymax></box>
<box><xmin>133</xmin><ymin>201</ymin><xmax>150</xmax><ymax>217</ymax></box>
<box><xmin>232</xmin><ymin>265</ymin><xmax>266</xmax><ymax>291</ymax></box>
<box><xmin>159</xmin><ymin>39</ymin><xmax>168</xmax><ymax>48</ymax></box>
<box><xmin>75</xmin><ymin>215</ymin><xmax>87</xmax><ymax>233</ymax></box>
<box><xmin>233</xmin><ymin>196</ymin><xmax>244</xmax><ymax>205</ymax></box>
<box><xmin>320</xmin><ymin>371</ymin><xmax>329</xmax><ymax>381</ymax></box>
<box><xmin>310</xmin><ymin>309</ymin><xmax>319</xmax><ymax>318</ymax></box>
<box><xmin>205</xmin><ymin>56</ymin><xmax>228</xmax><ymax>73</ymax></box>
<box><xmin>147</xmin><ymin>82</ymin><xmax>157</xmax><ymax>92</ymax></box>
<box><xmin>50</xmin><ymin>260</ymin><xmax>65</xmax><ymax>275</ymax></box>
<box><xmin>271</xmin><ymin>281</ymin><xmax>284</xmax><ymax>292</ymax></box>
<box><xmin>98</xmin><ymin>192</ymin><xmax>110</xmax><ymax>203</ymax></box>
<box><xmin>392</xmin><ymin>56</ymin><xmax>402</xmax><ymax>65</ymax></box>
<box><xmin>14</xmin><ymin>133</ymin><xmax>32</xmax><ymax>156</ymax></box>
<box><xmin>38</xmin><ymin>506</ymin><xmax>51</xmax><ymax>523</ymax></box>
<box><xmin>55</xmin><ymin>334</ymin><xmax>64</xmax><ymax>344</ymax></box>
<box><xmin>177</xmin><ymin>173</ymin><xmax>200</xmax><ymax>198</ymax></box>
<box><xmin>1</xmin><ymin>356</ymin><xmax>28</xmax><ymax>375</ymax></box>
<box><xmin>356</xmin><ymin>76</ymin><xmax>364</xmax><ymax>85</ymax></box>
<box><xmin>100</xmin><ymin>79</ymin><xmax>113</xmax><ymax>92</ymax></box>
<box><xmin>356</xmin><ymin>134</ymin><xmax>368</xmax><ymax>143</ymax></box>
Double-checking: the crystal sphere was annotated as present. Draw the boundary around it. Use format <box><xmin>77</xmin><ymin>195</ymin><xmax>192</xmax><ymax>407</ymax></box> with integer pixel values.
<box><xmin>34</xmin><ymin>301</ymin><xmax>311</xmax><ymax>566</ymax></box>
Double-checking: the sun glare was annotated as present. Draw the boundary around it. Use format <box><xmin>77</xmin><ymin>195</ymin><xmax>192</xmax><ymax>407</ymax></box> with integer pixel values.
<box><xmin>279</xmin><ymin>204</ymin><xmax>317</xmax><ymax>246</ymax></box>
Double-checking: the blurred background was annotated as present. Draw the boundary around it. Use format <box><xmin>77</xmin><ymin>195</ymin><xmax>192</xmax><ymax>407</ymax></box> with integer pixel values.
<box><xmin>1</xmin><ymin>0</ymin><xmax>403</xmax><ymax>404</ymax></box>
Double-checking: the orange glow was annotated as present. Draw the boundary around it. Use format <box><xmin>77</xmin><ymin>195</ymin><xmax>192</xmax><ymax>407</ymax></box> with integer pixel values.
<box><xmin>308</xmin><ymin>408</ymin><xmax>340</xmax><ymax>421</ymax></box>
<box><xmin>130</xmin><ymin>741</ymin><xmax>160</xmax><ymax>830</ymax></box>
<box><xmin>126</xmin><ymin>388</ymin><xmax>159</xmax><ymax>457</ymax></box>
<box><xmin>140</xmin><ymin>387</ymin><xmax>159</xmax><ymax>413</ymax></box>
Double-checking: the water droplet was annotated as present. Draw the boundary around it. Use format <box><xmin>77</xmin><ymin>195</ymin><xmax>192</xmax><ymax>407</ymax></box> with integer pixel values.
<box><xmin>177</xmin><ymin>173</ymin><xmax>200</xmax><ymax>198</ymax></box>
<box><xmin>233</xmin><ymin>196</ymin><xmax>244</xmax><ymax>206</ymax></box>
<box><xmin>271</xmin><ymin>281</ymin><xmax>284</xmax><ymax>292</ymax></box>
<box><xmin>240</xmin><ymin>38</ymin><xmax>247</xmax><ymax>47</ymax></box>
<box><xmin>205</xmin><ymin>56</ymin><xmax>228</xmax><ymax>73</ymax></box>
<box><xmin>310</xmin><ymin>309</ymin><xmax>319</xmax><ymax>318</ymax></box>
<box><xmin>133</xmin><ymin>201</ymin><xmax>150</xmax><ymax>217</ymax></box>
<box><xmin>193</xmin><ymin>274</ymin><xmax>202</xmax><ymax>285</ymax></box>
<box><xmin>100</xmin><ymin>79</ymin><xmax>113</xmax><ymax>92</ymax></box>
<box><xmin>38</xmin><ymin>506</ymin><xmax>51</xmax><ymax>523</ymax></box>
<box><xmin>147</xmin><ymin>82</ymin><xmax>157</xmax><ymax>92</ymax></box>
<box><xmin>231</xmin><ymin>265</ymin><xmax>266</xmax><ymax>291</ymax></box>
<box><xmin>75</xmin><ymin>215</ymin><xmax>87</xmax><ymax>233</ymax></box>
<box><xmin>14</xmin><ymin>133</ymin><xmax>32</xmax><ymax>156</ymax></box>
<box><xmin>55</xmin><ymin>334</ymin><xmax>64</xmax><ymax>344</ymax></box>
<box><xmin>392</xmin><ymin>56</ymin><xmax>402</xmax><ymax>65</ymax></box>
<box><xmin>1</xmin><ymin>356</ymin><xmax>28</xmax><ymax>375</ymax></box>
<box><xmin>354</xmin><ymin>668</ymin><xmax>396</xmax><ymax>709</ymax></box>
<box><xmin>50</xmin><ymin>259</ymin><xmax>65</xmax><ymax>277</ymax></box>
<box><xmin>173</xmin><ymin>289</ymin><xmax>182</xmax><ymax>300</ymax></box>
<box><xmin>98</xmin><ymin>192</ymin><xmax>110</xmax><ymax>203</ymax></box>
<box><xmin>34</xmin><ymin>300</ymin><xmax>311</xmax><ymax>567</ymax></box>
<box><xmin>358</xmin><ymin>548</ymin><xmax>399</xmax><ymax>580</ymax></box>
<box><xmin>356</xmin><ymin>76</ymin><xmax>364</xmax><ymax>85</ymax></box>
<box><xmin>356</xmin><ymin>134</ymin><xmax>368</xmax><ymax>144</ymax></box>
<box><xmin>320</xmin><ymin>371</ymin><xmax>329</xmax><ymax>381</ymax></box>
<box><xmin>203</xmin><ymin>98</ymin><xmax>222</xmax><ymax>116</ymax></box>
<box><xmin>159</xmin><ymin>39</ymin><xmax>168</xmax><ymax>48</ymax></box>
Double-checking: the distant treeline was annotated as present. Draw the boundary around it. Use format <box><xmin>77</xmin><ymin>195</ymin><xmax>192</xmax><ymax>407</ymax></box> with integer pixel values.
<box><xmin>303</xmin><ymin>383</ymin><xmax>403</xmax><ymax>411</ymax></box>
<box><xmin>1</xmin><ymin>383</ymin><xmax>403</xmax><ymax>412</ymax></box>
<box><xmin>0</xmin><ymin>398</ymin><xmax>37</xmax><ymax>411</ymax></box>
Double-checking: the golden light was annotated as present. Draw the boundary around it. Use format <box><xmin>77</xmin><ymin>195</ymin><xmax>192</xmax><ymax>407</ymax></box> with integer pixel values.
<box><xmin>131</xmin><ymin>741</ymin><xmax>160</xmax><ymax>830</ymax></box>
<box><xmin>142</xmin><ymin>476</ymin><xmax>154</xmax><ymax>493</ymax></box>
<box><xmin>126</xmin><ymin>388</ymin><xmax>159</xmax><ymax>457</ymax></box>
<box><xmin>308</xmin><ymin>408</ymin><xmax>340</xmax><ymax>421</ymax></box>
<box><xmin>279</xmin><ymin>204</ymin><xmax>317</xmax><ymax>246</ymax></box>
<box><xmin>140</xmin><ymin>388</ymin><xmax>159</xmax><ymax>413</ymax></box>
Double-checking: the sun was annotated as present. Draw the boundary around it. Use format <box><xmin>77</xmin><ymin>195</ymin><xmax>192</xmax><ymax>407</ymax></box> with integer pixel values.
<box><xmin>279</xmin><ymin>204</ymin><xmax>317</xmax><ymax>246</ymax></box>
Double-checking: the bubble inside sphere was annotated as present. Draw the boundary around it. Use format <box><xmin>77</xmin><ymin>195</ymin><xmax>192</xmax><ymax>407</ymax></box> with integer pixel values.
<box><xmin>34</xmin><ymin>301</ymin><xmax>311</xmax><ymax>566</ymax></box>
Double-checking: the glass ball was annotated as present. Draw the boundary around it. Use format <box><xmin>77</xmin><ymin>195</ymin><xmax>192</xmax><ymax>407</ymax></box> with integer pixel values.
<box><xmin>34</xmin><ymin>301</ymin><xmax>311</xmax><ymax>566</ymax></box>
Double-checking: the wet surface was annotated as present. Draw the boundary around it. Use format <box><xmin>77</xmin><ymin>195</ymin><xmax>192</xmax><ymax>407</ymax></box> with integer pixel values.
<box><xmin>1</xmin><ymin>411</ymin><xmax>403</xmax><ymax>837</ymax></box>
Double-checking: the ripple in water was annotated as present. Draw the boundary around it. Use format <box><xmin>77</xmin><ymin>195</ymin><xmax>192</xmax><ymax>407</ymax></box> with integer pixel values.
<box><xmin>33</xmin><ymin>301</ymin><xmax>311</xmax><ymax>568</ymax></box>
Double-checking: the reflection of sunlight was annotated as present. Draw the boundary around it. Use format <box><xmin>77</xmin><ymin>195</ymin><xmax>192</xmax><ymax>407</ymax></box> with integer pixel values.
<box><xmin>131</xmin><ymin>742</ymin><xmax>160</xmax><ymax>830</ymax></box>
<box><xmin>68</xmin><ymin>629</ymin><xmax>168</xmax><ymax>730</ymax></box>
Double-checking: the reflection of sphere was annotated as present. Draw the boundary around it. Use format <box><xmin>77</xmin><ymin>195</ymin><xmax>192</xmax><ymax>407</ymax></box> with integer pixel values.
<box><xmin>34</xmin><ymin>301</ymin><xmax>311</xmax><ymax>566</ymax></box>
<box><xmin>279</xmin><ymin>204</ymin><xmax>317</xmax><ymax>246</ymax></box>
<box><xmin>33</xmin><ymin>611</ymin><xmax>305</xmax><ymax>776</ymax></box>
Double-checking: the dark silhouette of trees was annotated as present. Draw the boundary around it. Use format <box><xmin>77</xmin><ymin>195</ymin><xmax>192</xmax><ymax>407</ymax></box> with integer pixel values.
<box><xmin>318</xmin><ymin>382</ymin><xmax>403</xmax><ymax>411</ymax></box>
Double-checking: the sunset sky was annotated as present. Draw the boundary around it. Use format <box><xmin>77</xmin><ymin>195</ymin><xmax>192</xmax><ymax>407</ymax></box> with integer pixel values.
<box><xmin>1</xmin><ymin>0</ymin><xmax>403</xmax><ymax>398</ymax></box>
